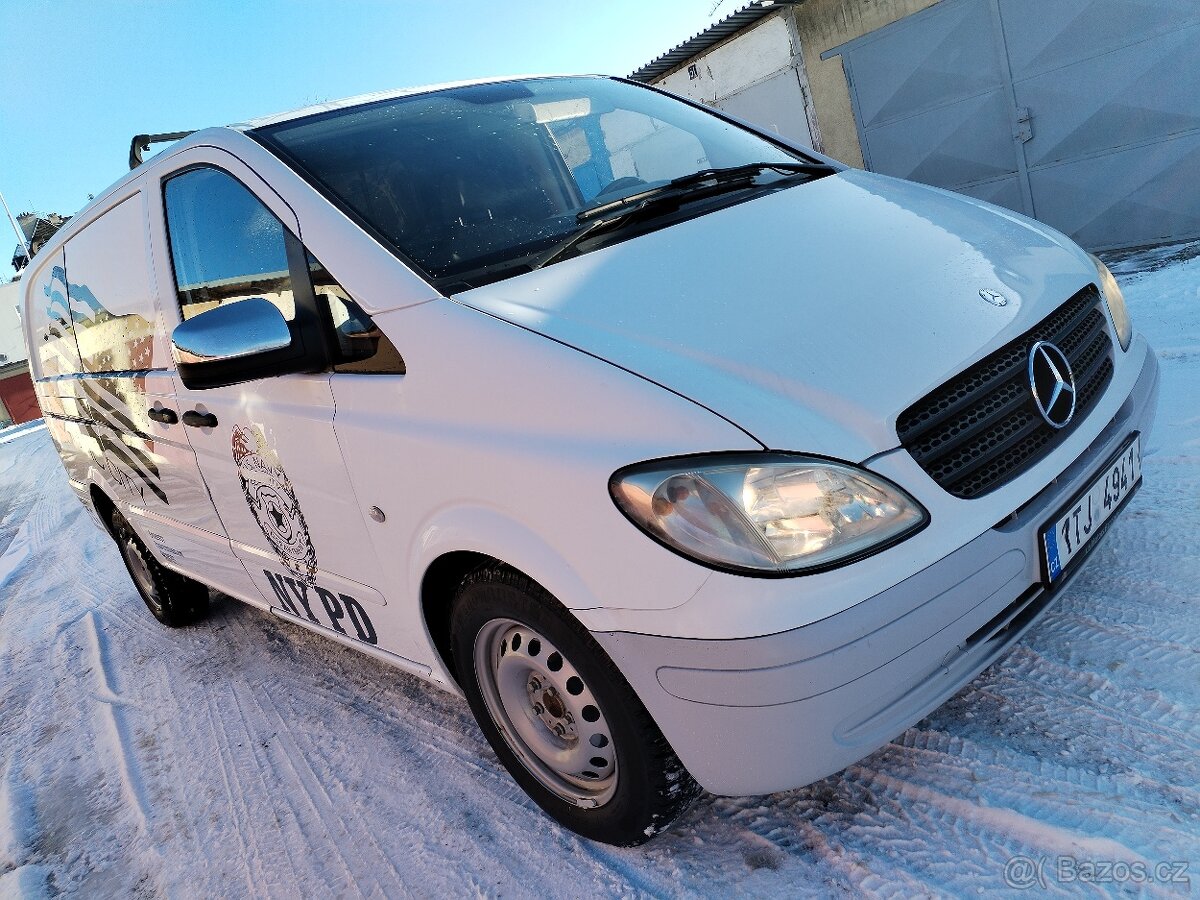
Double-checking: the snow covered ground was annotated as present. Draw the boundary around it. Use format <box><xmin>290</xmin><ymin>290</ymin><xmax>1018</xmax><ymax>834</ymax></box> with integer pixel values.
<box><xmin>1</xmin><ymin>246</ymin><xmax>1197</xmax><ymax>898</ymax></box>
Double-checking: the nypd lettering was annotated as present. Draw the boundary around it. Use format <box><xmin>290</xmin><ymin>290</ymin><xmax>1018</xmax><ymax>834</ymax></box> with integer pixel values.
<box><xmin>263</xmin><ymin>569</ymin><xmax>378</xmax><ymax>645</ymax></box>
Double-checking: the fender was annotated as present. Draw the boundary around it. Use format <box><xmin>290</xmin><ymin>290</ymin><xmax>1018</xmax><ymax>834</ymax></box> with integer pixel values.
<box><xmin>410</xmin><ymin>504</ymin><xmax>604</xmax><ymax>617</ymax></box>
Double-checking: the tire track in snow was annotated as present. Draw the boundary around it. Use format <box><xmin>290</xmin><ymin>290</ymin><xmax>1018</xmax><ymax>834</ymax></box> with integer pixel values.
<box><xmin>230</xmin><ymin>681</ymin><xmax>384</xmax><ymax>898</ymax></box>
<box><xmin>872</xmin><ymin>737</ymin><xmax>1197</xmax><ymax>852</ymax></box>
<box><xmin>80</xmin><ymin>610</ymin><xmax>152</xmax><ymax>835</ymax></box>
<box><xmin>786</xmin><ymin>816</ymin><xmax>937</xmax><ymax>897</ymax></box>
<box><xmin>896</xmin><ymin>726</ymin><xmax>1200</xmax><ymax>812</ymax></box>
<box><xmin>691</xmin><ymin>792</ymin><xmax>956</xmax><ymax>896</ymax></box>
<box><xmin>199</xmin><ymin>689</ymin><xmax>278</xmax><ymax>893</ymax></box>
<box><xmin>0</xmin><ymin>760</ymin><xmax>36</xmax><ymax>871</ymax></box>
<box><xmin>226</xmin><ymin>607</ymin><xmax>663</xmax><ymax>898</ymax></box>
<box><xmin>844</xmin><ymin>765</ymin><xmax>1151</xmax><ymax>866</ymax></box>
<box><xmin>1041</xmin><ymin>603</ymin><xmax>1200</xmax><ymax>654</ymax></box>
<box><xmin>203</xmin><ymin>604</ymin><xmax>438</xmax><ymax>896</ymax></box>
<box><xmin>1049</xmin><ymin>598</ymin><xmax>1200</xmax><ymax>645</ymax></box>
<box><xmin>984</xmin><ymin>646</ymin><xmax>1197</xmax><ymax>741</ymax></box>
<box><xmin>1030</xmin><ymin>613</ymin><xmax>1200</xmax><ymax>679</ymax></box>
<box><xmin>220</xmin><ymin>605</ymin><xmax>545</xmax><ymax>895</ymax></box>
<box><xmin>241</xmin><ymin>611</ymin><xmax>525</xmax><ymax>801</ymax></box>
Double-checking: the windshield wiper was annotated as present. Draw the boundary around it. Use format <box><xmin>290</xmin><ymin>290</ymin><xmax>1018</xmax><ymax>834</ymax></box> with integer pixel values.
<box><xmin>576</xmin><ymin>161</ymin><xmax>835</xmax><ymax>222</ymax></box>
<box><xmin>532</xmin><ymin>162</ymin><xmax>834</xmax><ymax>271</ymax></box>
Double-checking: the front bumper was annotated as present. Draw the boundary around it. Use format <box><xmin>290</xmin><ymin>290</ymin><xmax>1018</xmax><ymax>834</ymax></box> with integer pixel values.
<box><xmin>592</xmin><ymin>341</ymin><xmax>1160</xmax><ymax>796</ymax></box>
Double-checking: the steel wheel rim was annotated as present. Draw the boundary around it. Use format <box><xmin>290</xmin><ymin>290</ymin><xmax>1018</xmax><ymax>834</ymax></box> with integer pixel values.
<box><xmin>474</xmin><ymin>618</ymin><xmax>618</xmax><ymax>808</ymax></box>
<box><xmin>122</xmin><ymin>534</ymin><xmax>162</xmax><ymax>614</ymax></box>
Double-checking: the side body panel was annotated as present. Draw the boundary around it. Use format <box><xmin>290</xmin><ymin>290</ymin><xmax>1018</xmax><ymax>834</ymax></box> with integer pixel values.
<box><xmin>328</xmin><ymin>299</ymin><xmax>762</xmax><ymax>680</ymax></box>
<box><xmin>27</xmin><ymin>248</ymin><xmax>89</xmax><ymax>488</ymax></box>
<box><xmin>27</xmin><ymin>186</ymin><xmax>249</xmax><ymax>596</ymax></box>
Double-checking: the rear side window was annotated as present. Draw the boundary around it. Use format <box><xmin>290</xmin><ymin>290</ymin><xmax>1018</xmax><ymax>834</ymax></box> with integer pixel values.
<box><xmin>26</xmin><ymin>249</ymin><xmax>81</xmax><ymax>379</ymax></box>
<box><xmin>163</xmin><ymin>168</ymin><xmax>295</xmax><ymax>322</ymax></box>
<box><xmin>64</xmin><ymin>193</ymin><xmax>168</xmax><ymax>374</ymax></box>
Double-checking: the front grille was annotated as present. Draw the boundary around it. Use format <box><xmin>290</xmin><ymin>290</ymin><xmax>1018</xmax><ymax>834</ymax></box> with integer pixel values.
<box><xmin>897</xmin><ymin>286</ymin><xmax>1113</xmax><ymax>499</ymax></box>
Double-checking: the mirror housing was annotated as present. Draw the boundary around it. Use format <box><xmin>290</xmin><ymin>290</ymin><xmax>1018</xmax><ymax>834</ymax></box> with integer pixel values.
<box><xmin>172</xmin><ymin>297</ymin><xmax>326</xmax><ymax>389</ymax></box>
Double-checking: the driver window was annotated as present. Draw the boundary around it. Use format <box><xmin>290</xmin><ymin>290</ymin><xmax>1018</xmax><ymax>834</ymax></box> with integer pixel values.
<box><xmin>164</xmin><ymin>168</ymin><xmax>296</xmax><ymax>322</ymax></box>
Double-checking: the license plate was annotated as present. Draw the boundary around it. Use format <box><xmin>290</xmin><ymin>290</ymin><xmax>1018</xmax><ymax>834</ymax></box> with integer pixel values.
<box><xmin>1041</xmin><ymin>434</ymin><xmax>1141</xmax><ymax>583</ymax></box>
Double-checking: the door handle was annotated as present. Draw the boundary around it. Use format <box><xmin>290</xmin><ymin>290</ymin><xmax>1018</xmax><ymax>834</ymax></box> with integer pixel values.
<box><xmin>182</xmin><ymin>410</ymin><xmax>219</xmax><ymax>428</ymax></box>
<box><xmin>147</xmin><ymin>407</ymin><xmax>178</xmax><ymax>425</ymax></box>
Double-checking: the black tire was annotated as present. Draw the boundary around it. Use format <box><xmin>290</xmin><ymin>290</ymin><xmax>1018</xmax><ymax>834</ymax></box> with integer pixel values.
<box><xmin>109</xmin><ymin>508</ymin><xmax>209</xmax><ymax>627</ymax></box>
<box><xmin>450</xmin><ymin>563</ymin><xmax>700</xmax><ymax>846</ymax></box>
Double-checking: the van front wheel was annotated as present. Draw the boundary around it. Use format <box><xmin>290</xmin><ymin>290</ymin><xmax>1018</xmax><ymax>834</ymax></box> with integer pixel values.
<box><xmin>450</xmin><ymin>564</ymin><xmax>700</xmax><ymax>845</ymax></box>
<box><xmin>110</xmin><ymin>509</ymin><xmax>209</xmax><ymax>627</ymax></box>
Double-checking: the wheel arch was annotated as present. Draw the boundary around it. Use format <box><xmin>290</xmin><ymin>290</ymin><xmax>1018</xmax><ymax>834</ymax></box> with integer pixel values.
<box><xmin>89</xmin><ymin>482</ymin><xmax>117</xmax><ymax>535</ymax></box>
<box><xmin>412</xmin><ymin>505</ymin><xmax>611</xmax><ymax>686</ymax></box>
<box><xmin>420</xmin><ymin>550</ymin><xmax>493</xmax><ymax>689</ymax></box>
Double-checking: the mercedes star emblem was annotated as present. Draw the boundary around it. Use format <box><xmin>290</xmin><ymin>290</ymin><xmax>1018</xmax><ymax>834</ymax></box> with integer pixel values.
<box><xmin>979</xmin><ymin>288</ymin><xmax>1009</xmax><ymax>307</ymax></box>
<box><xmin>1028</xmin><ymin>340</ymin><xmax>1076</xmax><ymax>429</ymax></box>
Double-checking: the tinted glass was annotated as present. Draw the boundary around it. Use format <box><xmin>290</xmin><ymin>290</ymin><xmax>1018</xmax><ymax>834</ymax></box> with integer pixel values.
<box><xmin>164</xmin><ymin>168</ymin><xmax>295</xmax><ymax>321</ymax></box>
<box><xmin>256</xmin><ymin>77</ymin><xmax>802</xmax><ymax>287</ymax></box>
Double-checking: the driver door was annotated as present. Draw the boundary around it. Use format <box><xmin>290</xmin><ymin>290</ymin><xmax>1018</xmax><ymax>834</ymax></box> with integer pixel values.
<box><xmin>149</xmin><ymin>149</ymin><xmax>403</xmax><ymax>656</ymax></box>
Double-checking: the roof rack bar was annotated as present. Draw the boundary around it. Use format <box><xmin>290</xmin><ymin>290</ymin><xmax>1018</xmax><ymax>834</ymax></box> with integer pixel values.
<box><xmin>129</xmin><ymin>131</ymin><xmax>195</xmax><ymax>170</ymax></box>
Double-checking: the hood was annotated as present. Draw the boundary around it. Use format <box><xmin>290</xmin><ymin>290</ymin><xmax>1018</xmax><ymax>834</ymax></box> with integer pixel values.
<box><xmin>453</xmin><ymin>170</ymin><xmax>1098</xmax><ymax>461</ymax></box>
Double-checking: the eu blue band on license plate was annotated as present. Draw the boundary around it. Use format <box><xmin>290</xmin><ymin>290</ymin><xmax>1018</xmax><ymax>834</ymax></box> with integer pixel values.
<box><xmin>1041</xmin><ymin>433</ymin><xmax>1141</xmax><ymax>584</ymax></box>
<box><xmin>1045</xmin><ymin>529</ymin><xmax>1064</xmax><ymax>581</ymax></box>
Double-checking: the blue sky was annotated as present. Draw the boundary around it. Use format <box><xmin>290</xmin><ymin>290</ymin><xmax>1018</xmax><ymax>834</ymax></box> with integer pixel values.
<box><xmin>0</xmin><ymin>0</ymin><xmax>730</xmax><ymax>276</ymax></box>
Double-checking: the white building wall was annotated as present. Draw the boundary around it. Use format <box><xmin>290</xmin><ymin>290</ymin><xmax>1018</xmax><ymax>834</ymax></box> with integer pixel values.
<box><xmin>0</xmin><ymin>281</ymin><xmax>27</xmax><ymax>366</ymax></box>
<box><xmin>654</xmin><ymin>13</ymin><xmax>819</xmax><ymax>150</ymax></box>
<box><xmin>658</xmin><ymin>16</ymin><xmax>796</xmax><ymax>103</ymax></box>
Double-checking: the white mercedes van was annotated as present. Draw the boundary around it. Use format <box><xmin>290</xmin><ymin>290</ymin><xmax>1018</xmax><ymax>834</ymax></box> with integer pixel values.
<box><xmin>24</xmin><ymin>75</ymin><xmax>1158</xmax><ymax>845</ymax></box>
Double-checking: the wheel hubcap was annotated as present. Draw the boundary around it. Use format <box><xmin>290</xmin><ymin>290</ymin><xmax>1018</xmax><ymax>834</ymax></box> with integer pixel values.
<box><xmin>474</xmin><ymin>618</ymin><xmax>618</xmax><ymax>808</ymax></box>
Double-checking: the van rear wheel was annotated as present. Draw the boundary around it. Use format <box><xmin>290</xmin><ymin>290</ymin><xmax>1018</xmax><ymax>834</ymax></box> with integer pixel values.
<box><xmin>450</xmin><ymin>564</ymin><xmax>700</xmax><ymax>845</ymax></box>
<box><xmin>109</xmin><ymin>509</ymin><xmax>209</xmax><ymax>627</ymax></box>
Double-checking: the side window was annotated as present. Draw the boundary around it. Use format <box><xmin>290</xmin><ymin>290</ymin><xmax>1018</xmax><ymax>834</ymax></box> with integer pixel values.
<box><xmin>308</xmin><ymin>254</ymin><xmax>405</xmax><ymax>374</ymax></box>
<box><xmin>27</xmin><ymin>248</ymin><xmax>82</xmax><ymax>379</ymax></box>
<box><xmin>65</xmin><ymin>193</ymin><xmax>169</xmax><ymax>374</ymax></box>
<box><xmin>163</xmin><ymin>168</ymin><xmax>296</xmax><ymax>322</ymax></box>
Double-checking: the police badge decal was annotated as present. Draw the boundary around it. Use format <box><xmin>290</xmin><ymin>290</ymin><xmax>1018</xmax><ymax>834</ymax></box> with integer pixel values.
<box><xmin>232</xmin><ymin>424</ymin><xmax>319</xmax><ymax>585</ymax></box>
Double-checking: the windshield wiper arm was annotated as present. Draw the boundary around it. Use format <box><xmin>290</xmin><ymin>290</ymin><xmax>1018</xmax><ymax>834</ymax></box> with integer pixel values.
<box><xmin>532</xmin><ymin>161</ymin><xmax>835</xmax><ymax>272</ymax></box>
<box><xmin>530</xmin><ymin>206</ymin><xmax>648</xmax><ymax>271</ymax></box>
<box><xmin>576</xmin><ymin>161</ymin><xmax>834</xmax><ymax>222</ymax></box>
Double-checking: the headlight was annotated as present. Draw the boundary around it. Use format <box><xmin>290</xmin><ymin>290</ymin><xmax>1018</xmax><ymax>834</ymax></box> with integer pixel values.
<box><xmin>1089</xmin><ymin>253</ymin><xmax>1132</xmax><ymax>351</ymax></box>
<box><xmin>609</xmin><ymin>453</ymin><xmax>928</xmax><ymax>575</ymax></box>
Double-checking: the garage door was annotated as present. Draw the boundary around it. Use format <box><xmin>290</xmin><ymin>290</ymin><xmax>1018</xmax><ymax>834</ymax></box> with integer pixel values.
<box><xmin>825</xmin><ymin>0</ymin><xmax>1200</xmax><ymax>250</ymax></box>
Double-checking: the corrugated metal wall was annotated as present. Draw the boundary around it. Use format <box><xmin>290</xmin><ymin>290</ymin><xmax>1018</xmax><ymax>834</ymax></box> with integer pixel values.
<box><xmin>828</xmin><ymin>0</ymin><xmax>1200</xmax><ymax>250</ymax></box>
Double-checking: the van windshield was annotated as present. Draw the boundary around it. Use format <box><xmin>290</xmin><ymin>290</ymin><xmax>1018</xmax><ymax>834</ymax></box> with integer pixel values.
<box><xmin>253</xmin><ymin>76</ymin><xmax>818</xmax><ymax>289</ymax></box>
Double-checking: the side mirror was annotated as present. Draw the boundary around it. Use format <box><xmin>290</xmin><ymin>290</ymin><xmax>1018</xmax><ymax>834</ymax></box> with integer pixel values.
<box><xmin>172</xmin><ymin>297</ymin><xmax>323</xmax><ymax>390</ymax></box>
